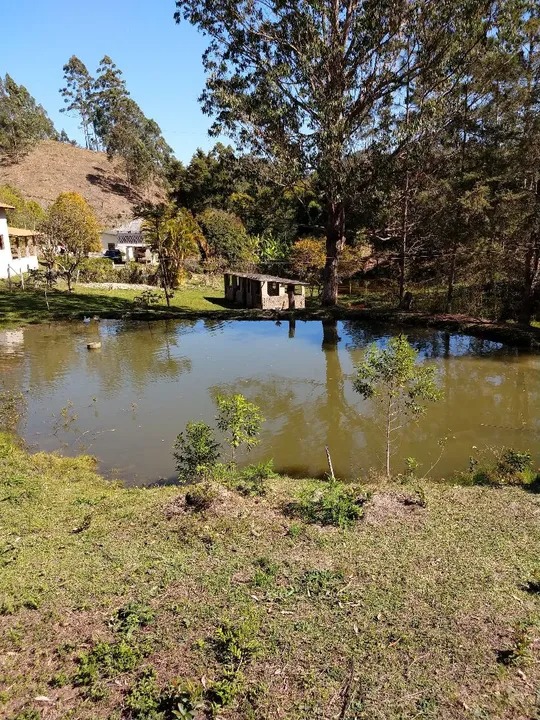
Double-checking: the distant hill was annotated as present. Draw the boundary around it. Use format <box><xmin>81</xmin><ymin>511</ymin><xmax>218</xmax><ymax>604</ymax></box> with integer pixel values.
<box><xmin>0</xmin><ymin>140</ymin><xmax>165</xmax><ymax>228</ymax></box>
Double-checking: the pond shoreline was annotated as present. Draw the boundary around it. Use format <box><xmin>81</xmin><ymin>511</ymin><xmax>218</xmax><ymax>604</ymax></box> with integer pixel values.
<box><xmin>1</xmin><ymin>283</ymin><xmax>539</xmax><ymax>348</ymax></box>
<box><xmin>26</xmin><ymin>307</ymin><xmax>540</xmax><ymax>349</ymax></box>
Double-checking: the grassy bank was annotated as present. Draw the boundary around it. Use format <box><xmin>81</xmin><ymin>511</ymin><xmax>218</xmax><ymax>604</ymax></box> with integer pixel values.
<box><xmin>0</xmin><ymin>282</ymin><xmax>226</xmax><ymax>328</ymax></box>
<box><xmin>2</xmin><ymin>434</ymin><xmax>540</xmax><ymax>719</ymax></box>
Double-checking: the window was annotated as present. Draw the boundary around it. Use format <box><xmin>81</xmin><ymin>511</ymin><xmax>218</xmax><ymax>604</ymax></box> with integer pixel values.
<box><xmin>294</xmin><ymin>285</ymin><xmax>303</xmax><ymax>296</ymax></box>
<box><xmin>0</xmin><ymin>234</ymin><xmax>4</xmax><ymax>250</ymax></box>
<box><xmin>267</xmin><ymin>281</ymin><xmax>279</xmax><ymax>296</ymax></box>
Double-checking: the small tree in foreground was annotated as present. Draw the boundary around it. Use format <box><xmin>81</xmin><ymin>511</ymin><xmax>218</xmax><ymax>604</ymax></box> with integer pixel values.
<box><xmin>354</xmin><ymin>335</ymin><xmax>442</xmax><ymax>478</ymax></box>
<box><xmin>216</xmin><ymin>393</ymin><xmax>264</xmax><ymax>461</ymax></box>
<box><xmin>174</xmin><ymin>421</ymin><xmax>221</xmax><ymax>482</ymax></box>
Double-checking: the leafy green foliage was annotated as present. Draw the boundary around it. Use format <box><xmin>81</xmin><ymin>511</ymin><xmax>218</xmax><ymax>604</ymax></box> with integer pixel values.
<box><xmin>216</xmin><ymin>393</ymin><xmax>264</xmax><ymax>460</ymax></box>
<box><xmin>126</xmin><ymin>669</ymin><xmax>204</xmax><ymax>720</ymax></box>
<box><xmin>39</xmin><ymin>191</ymin><xmax>101</xmax><ymax>292</ymax></box>
<box><xmin>354</xmin><ymin>335</ymin><xmax>442</xmax><ymax>477</ymax></box>
<box><xmin>252</xmin><ymin>557</ymin><xmax>279</xmax><ymax>588</ymax></box>
<box><xmin>75</xmin><ymin>639</ymin><xmax>148</xmax><ymax>686</ymax></box>
<box><xmin>213</xmin><ymin>618</ymin><xmax>260</xmax><ymax>668</ymax></box>
<box><xmin>297</xmin><ymin>569</ymin><xmax>345</xmax><ymax>597</ymax></box>
<box><xmin>174</xmin><ymin>422</ymin><xmax>221</xmax><ymax>482</ymax></box>
<box><xmin>235</xmin><ymin>460</ymin><xmax>275</xmax><ymax>496</ymax></box>
<box><xmin>0</xmin><ymin>184</ymin><xmax>45</xmax><ymax>228</ymax></box>
<box><xmin>109</xmin><ymin>602</ymin><xmax>155</xmax><ymax>637</ymax></box>
<box><xmin>287</xmin><ymin>481</ymin><xmax>366</xmax><ymax>528</ymax></box>
<box><xmin>197</xmin><ymin>208</ymin><xmax>254</xmax><ymax>267</ymax></box>
<box><xmin>0</xmin><ymin>74</ymin><xmax>57</xmax><ymax>161</ymax></box>
<box><xmin>463</xmin><ymin>448</ymin><xmax>538</xmax><ymax>488</ymax></box>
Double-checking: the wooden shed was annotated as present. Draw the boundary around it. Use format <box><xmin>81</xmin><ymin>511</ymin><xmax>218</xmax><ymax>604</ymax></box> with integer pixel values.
<box><xmin>224</xmin><ymin>272</ymin><xmax>308</xmax><ymax>310</ymax></box>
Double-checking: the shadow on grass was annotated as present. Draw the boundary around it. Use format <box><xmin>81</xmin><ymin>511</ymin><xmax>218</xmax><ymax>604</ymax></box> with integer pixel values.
<box><xmin>203</xmin><ymin>296</ymin><xmax>235</xmax><ymax>309</ymax></box>
<box><xmin>0</xmin><ymin>288</ymin><xmax>136</xmax><ymax>324</ymax></box>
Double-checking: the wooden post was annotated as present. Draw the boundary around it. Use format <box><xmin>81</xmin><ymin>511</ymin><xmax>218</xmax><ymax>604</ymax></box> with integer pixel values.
<box><xmin>325</xmin><ymin>446</ymin><xmax>335</xmax><ymax>481</ymax></box>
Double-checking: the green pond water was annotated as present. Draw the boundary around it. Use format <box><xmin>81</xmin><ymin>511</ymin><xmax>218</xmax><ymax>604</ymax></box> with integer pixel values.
<box><xmin>0</xmin><ymin>319</ymin><xmax>538</xmax><ymax>484</ymax></box>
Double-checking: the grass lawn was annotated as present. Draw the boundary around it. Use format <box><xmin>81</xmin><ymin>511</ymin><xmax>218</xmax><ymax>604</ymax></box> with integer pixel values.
<box><xmin>0</xmin><ymin>282</ymin><xmax>226</xmax><ymax>328</ymax></box>
<box><xmin>2</xmin><ymin>433</ymin><xmax>540</xmax><ymax>719</ymax></box>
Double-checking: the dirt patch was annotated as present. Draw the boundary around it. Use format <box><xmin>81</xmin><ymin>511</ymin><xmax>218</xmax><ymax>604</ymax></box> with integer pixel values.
<box><xmin>365</xmin><ymin>491</ymin><xmax>426</xmax><ymax>526</ymax></box>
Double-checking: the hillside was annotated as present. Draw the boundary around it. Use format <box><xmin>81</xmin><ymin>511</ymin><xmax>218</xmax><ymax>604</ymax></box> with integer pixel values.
<box><xmin>0</xmin><ymin>140</ymin><xmax>165</xmax><ymax>227</ymax></box>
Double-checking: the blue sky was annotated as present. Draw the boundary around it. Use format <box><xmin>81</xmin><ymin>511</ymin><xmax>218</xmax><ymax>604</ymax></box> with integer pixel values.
<box><xmin>1</xmin><ymin>0</ymin><xmax>220</xmax><ymax>162</ymax></box>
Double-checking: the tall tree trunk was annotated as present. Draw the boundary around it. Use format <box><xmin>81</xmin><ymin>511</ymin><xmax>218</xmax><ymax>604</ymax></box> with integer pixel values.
<box><xmin>321</xmin><ymin>201</ymin><xmax>345</xmax><ymax>307</ymax></box>
<box><xmin>399</xmin><ymin>168</ymin><xmax>410</xmax><ymax>302</ymax></box>
<box><xmin>445</xmin><ymin>245</ymin><xmax>457</xmax><ymax>314</ymax></box>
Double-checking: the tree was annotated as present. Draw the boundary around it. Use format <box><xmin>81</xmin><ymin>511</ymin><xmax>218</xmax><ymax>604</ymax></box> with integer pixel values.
<box><xmin>175</xmin><ymin>0</ymin><xmax>490</xmax><ymax>306</ymax></box>
<box><xmin>353</xmin><ymin>335</ymin><xmax>441</xmax><ymax>477</ymax></box>
<box><xmin>90</xmin><ymin>56</ymin><xmax>173</xmax><ymax>187</ymax></box>
<box><xmin>140</xmin><ymin>203</ymin><xmax>204</xmax><ymax>304</ymax></box>
<box><xmin>0</xmin><ymin>185</ymin><xmax>45</xmax><ymax>229</ymax></box>
<box><xmin>60</xmin><ymin>56</ymin><xmax>96</xmax><ymax>150</ymax></box>
<box><xmin>289</xmin><ymin>237</ymin><xmax>326</xmax><ymax>290</ymax></box>
<box><xmin>0</xmin><ymin>74</ymin><xmax>57</xmax><ymax>161</ymax></box>
<box><xmin>174</xmin><ymin>421</ymin><xmax>221</xmax><ymax>482</ymax></box>
<box><xmin>40</xmin><ymin>192</ymin><xmax>101</xmax><ymax>292</ymax></box>
<box><xmin>216</xmin><ymin>393</ymin><xmax>264</xmax><ymax>461</ymax></box>
<box><xmin>197</xmin><ymin>208</ymin><xmax>255</xmax><ymax>267</ymax></box>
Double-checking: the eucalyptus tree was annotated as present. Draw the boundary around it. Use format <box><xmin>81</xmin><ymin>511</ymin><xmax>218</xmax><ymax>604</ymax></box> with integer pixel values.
<box><xmin>60</xmin><ymin>56</ymin><xmax>97</xmax><ymax>150</ymax></box>
<box><xmin>175</xmin><ymin>0</ymin><xmax>492</xmax><ymax>305</ymax></box>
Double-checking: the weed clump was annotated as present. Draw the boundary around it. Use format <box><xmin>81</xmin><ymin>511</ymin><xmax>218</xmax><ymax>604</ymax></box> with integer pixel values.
<box><xmin>286</xmin><ymin>481</ymin><xmax>367</xmax><ymax>528</ymax></box>
<box><xmin>126</xmin><ymin>669</ymin><xmax>203</xmax><ymax>720</ymax></box>
<box><xmin>75</xmin><ymin>638</ymin><xmax>148</xmax><ymax>687</ymax></box>
<box><xmin>461</xmin><ymin>448</ymin><xmax>539</xmax><ymax>488</ymax></box>
<box><xmin>185</xmin><ymin>481</ymin><xmax>219</xmax><ymax>512</ymax></box>
<box><xmin>109</xmin><ymin>602</ymin><xmax>155</xmax><ymax>636</ymax></box>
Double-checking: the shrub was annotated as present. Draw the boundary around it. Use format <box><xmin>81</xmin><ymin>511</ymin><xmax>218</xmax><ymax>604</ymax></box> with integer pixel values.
<box><xmin>463</xmin><ymin>447</ymin><xmax>538</xmax><ymax>488</ymax></box>
<box><xmin>235</xmin><ymin>460</ymin><xmax>275</xmax><ymax>496</ymax></box>
<box><xmin>174</xmin><ymin>422</ymin><xmax>221</xmax><ymax>482</ymax></box>
<box><xmin>287</xmin><ymin>481</ymin><xmax>366</xmax><ymax>528</ymax></box>
<box><xmin>197</xmin><ymin>208</ymin><xmax>255</xmax><ymax>267</ymax></box>
<box><xmin>133</xmin><ymin>289</ymin><xmax>164</xmax><ymax>308</ymax></box>
<box><xmin>78</xmin><ymin>257</ymin><xmax>117</xmax><ymax>283</ymax></box>
<box><xmin>116</xmin><ymin>263</ymin><xmax>159</xmax><ymax>286</ymax></box>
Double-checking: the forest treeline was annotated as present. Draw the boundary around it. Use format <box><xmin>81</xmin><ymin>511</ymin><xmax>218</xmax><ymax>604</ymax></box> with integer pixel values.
<box><xmin>1</xmin><ymin>1</ymin><xmax>540</xmax><ymax>322</ymax></box>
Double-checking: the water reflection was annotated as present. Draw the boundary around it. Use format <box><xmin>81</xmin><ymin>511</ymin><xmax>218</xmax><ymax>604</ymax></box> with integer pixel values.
<box><xmin>1</xmin><ymin>319</ymin><xmax>538</xmax><ymax>484</ymax></box>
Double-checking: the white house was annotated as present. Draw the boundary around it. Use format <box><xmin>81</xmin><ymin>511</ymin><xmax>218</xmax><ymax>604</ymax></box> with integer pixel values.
<box><xmin>0</xmin><ymin>202</ymin><xmax>40</xmax><ymax>280</ymax></box>
<box><xmin>100</xmin><ymin>218</ymin><xmax>155</xmax><ymax>263</ymax></box>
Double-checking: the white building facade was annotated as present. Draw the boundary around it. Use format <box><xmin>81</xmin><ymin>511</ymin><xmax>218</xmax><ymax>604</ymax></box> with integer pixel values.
<box><xmin>0</xmin><ymin>203</ymin><xmax>39</xmax><ymax>280</ymax></box>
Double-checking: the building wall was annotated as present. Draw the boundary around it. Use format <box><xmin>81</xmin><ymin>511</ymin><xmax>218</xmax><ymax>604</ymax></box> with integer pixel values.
<box><xmin>0</xmin><ymin>210</ymin><xmax>39</xmax><ymax>279</ymax></box>
<box><xmin>0</xmin><ymin>210</ymin><xmax>12</xmax><ymax>278</ymax></box>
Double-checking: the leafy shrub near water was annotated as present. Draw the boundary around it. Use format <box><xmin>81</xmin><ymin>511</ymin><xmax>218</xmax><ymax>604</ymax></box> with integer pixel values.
<box><xmin>174</xmin><ymin>422</ymin><xmax>221</xmax><ymax>482</ymax></box>
<box><xmin>286</xmin><ymin>481</ymin><xmax>368</xmax><ymax>528</ymax></box>
<box><xmin>460</xmin><ymin>448</ymin><xmax>539</xmax><ymax>488</ymax></box>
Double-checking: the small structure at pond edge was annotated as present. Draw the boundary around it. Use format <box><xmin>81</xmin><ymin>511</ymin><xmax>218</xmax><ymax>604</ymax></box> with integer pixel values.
<box><xmin>224</xmin><ymin>272</ymin><xmax>308</xmax><ymax>310</ymax></box>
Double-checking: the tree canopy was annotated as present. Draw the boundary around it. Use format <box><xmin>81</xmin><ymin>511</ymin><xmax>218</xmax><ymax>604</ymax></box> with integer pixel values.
<box><xmin>175</xmin><ymin>0</ymin><xmax>491</xmax><ymax>305</ymax></box>
<box><xmin>0</xmin><ymin>74</ymin><xmax>57</xmax><ymax>161</ymax></box>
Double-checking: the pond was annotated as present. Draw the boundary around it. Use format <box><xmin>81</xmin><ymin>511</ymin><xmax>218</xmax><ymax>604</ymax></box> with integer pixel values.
<box><xmin>1</xmin><ymin>319</ymin><xmax>538</xmax><ymax>484</ymax></box>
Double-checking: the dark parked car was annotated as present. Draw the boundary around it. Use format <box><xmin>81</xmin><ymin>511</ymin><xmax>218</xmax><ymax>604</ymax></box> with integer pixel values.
<box><xmin>103</xmin><ymin>249</ymin><xmax>124</xmax><ymax>264</ymax></box>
